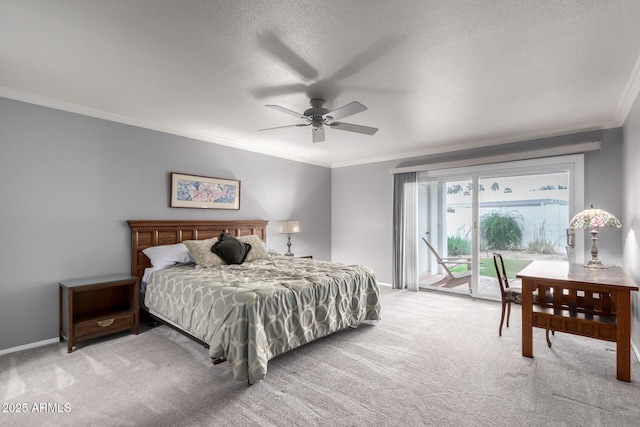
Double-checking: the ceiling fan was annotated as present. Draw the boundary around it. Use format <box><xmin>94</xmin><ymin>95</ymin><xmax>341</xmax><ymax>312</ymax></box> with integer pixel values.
<box><xmin>258</xmin><ymin>99</ymin><xmax>378</xmax><ymax>143</ymax></box>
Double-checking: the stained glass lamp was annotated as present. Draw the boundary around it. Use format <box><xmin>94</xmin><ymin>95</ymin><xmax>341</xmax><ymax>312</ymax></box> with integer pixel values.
<box><xmin>569</xmin><ymin>205</ymin><xmax>621</xmax><ymax>268</ymax></box>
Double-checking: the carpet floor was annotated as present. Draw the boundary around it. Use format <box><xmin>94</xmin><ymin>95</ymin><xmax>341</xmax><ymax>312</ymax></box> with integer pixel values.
<box><xmin>2</xmin><ymin>285</ymin><xmax>640</xmax><ymax>426</ymax></box>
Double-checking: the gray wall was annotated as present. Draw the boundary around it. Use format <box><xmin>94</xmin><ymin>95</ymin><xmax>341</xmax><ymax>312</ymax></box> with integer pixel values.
<box><xmin>622</xmin><ymin>94</ymin><xmax>640</xmax><ymax>350</ymax></box>
<box><xmin>331</xmin><ymin>160</ymin><xmax>396</xmax><ymax>283</ymax></box>
<box><xmin>0</xmin><ymin>97</ymin><xmax>331</xmax><ymax>351</ymax></box>
<box><xmin>332</xmin><ymin>129</ymin><xmax>624</xmax><ymax>285</ymax></box>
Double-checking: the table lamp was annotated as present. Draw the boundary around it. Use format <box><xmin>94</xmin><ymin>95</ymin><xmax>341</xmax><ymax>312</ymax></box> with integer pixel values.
<box><xmin>278</xmin><ymin>220</ymin><xmax>300</xmax><ymax>256</ymax></box>
<box><xmin>569</xmin><ymin>205</ymin><xmax>621</xmax><ymax>268</ymax></box>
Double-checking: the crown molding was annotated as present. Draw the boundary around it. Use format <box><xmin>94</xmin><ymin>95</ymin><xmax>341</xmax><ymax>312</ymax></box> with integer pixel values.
<box><xmin>616</xmin><ymin>50</ymin><xmax>640</xmax><ymax>125</ymax></box>
<box><xmin>0</xmin><ymin>88</ymin><xmax>332</xmax><ymax>168</ymax></box>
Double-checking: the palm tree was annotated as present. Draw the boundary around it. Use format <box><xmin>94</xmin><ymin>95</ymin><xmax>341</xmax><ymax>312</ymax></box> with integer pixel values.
<box><xmin>463</xmin><ymin>182</ymin><xmax>485</xmax><ymax>193</ymax></box>
<box><xmin>447</xmin><ymin>184</ymin><xmax>463</xmax><ymax>195</ymax></box>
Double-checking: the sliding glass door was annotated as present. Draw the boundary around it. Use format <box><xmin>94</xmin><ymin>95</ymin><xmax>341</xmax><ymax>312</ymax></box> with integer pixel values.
<box><xmin>417</xmin><ymin>155</ymin><xmax>583</xmax><ymax>300</ymax></box>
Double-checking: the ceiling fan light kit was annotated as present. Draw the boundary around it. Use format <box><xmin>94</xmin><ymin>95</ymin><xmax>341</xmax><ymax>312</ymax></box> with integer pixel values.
<box><xmin>259</xmin><ymin>99</ymin><xmax>378</xmax><ymax>143</ymax></box>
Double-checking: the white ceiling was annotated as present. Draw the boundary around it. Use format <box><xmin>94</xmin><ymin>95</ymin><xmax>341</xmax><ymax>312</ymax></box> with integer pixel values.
<box><xmin>2</xmin><ymin>1</ymin><xmax>640</xmax><ymax>168</ymax></box>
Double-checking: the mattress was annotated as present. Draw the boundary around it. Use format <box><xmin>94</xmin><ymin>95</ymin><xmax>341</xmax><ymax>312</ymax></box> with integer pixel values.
<box><xmin>144</xmin><ymin>256</ymin><xmax>381</xmax><ymax>383</ymax></box>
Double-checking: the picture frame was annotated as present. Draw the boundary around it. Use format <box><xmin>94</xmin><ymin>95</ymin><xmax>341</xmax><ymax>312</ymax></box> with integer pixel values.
<box><xmin>170</xmin><ymin>172</ymin><xmax>240</xmax><ymax>210</ymax></box>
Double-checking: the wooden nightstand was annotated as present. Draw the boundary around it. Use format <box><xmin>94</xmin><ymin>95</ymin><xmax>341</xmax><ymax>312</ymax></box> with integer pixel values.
<box><xmin>59</xmin><ymin>275</ymin><xmax>139</xmax><ymax>353</ymax></box>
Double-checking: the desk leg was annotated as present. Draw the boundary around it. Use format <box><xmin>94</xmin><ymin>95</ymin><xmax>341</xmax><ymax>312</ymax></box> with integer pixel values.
<box><xmin>616</xmin><ymin>289</ymin><xmax>632</xmax><ymax>382</ymax></box>
<box><xmin>522</xmin><ymin>279</ymin><xmax>533</xmax><ymax>358</ymax></box>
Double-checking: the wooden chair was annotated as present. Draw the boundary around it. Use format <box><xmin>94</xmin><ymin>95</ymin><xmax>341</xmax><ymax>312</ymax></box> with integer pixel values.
<box><xmin>493</xmin><ymin>253</ymin><xmax>553</xmax><ymax>346</ymax></box>
<box><xmin>421</xmin><ymin>238</ymin><xmax>472</xmax><ymax>292</ymax></box>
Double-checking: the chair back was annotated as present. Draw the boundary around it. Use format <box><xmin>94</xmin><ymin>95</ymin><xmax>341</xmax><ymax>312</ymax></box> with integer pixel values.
<box><xmin>422</xmin><ymin>237</ymin><xmax>453</xmax><ymax>275</ymax></box>
<box><xmin>492</xmin><ymin>253</ymin><xmax>510</xmax><ymax>296</ymax></box>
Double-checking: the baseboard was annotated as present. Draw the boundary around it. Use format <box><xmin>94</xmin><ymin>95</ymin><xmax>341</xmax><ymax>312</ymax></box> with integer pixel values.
<box><xmin>633</xmin><ymin>339</ymin><xmax>640</xmax><ymax>363</ymax></box>
<box><xmin>0</xmin><ymin>337</ymin><xmax>59</xmax><ymax>356</ymax></box>
<box><xmin>378</xmin><ymin>282</ymin><xmax>392</xmax><ymax>287</ymax></box>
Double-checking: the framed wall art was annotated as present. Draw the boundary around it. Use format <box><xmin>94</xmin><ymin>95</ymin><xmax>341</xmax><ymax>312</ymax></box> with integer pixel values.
<box><xmin>170</xmin><ymin>172</ymin><xmax>240</xmax><ymax>210</ymax></box>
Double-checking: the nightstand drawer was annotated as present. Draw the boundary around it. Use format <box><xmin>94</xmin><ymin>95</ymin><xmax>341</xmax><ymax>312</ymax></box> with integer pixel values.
<box><xmin>74</xmin><ymin>311</ymin><xmax>135</xmax><ymax>339</ymax></box>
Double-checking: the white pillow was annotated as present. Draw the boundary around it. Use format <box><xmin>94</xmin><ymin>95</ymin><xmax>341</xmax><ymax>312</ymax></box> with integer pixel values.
<box><xmin>142</xmin><ymin>243</ymin><xmax>194</xmax><ymax>269</ymax></box>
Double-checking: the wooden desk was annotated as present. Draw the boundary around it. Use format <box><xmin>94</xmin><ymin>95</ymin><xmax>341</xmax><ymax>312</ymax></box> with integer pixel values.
<box><xmin>517</xmin><ymin>261</ymin><xmax>638</xmax><ymax>382</ymax></box>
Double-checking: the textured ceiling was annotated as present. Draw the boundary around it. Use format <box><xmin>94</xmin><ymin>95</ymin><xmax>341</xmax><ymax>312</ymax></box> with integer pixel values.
<box><xmin>2</xmin><ymin>0</ymin><xmax>640</xmax><ymax>167</ymax></box>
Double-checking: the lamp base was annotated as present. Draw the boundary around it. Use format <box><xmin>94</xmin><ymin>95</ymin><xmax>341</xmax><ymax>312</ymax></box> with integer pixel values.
<box><xmin>285</xmin><ymin>235</ymin><xmax>293</xmax><ymax>256</ymax></box>
<box><xmin>583</xmin><ymin>259</ymin><xmax>607</xmax><ymax>269</ymax></box>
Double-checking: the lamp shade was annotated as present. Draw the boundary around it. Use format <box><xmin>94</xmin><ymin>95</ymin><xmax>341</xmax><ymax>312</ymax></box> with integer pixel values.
<box><xmin>278</xmin><ymin>220</ymin><xmax>300</xmax><ymax>234</ymax></box>
<box><xmin>569</xmin><ymin>205</ymin><xmax>620</xmax><ymax>269</ymax></box>
<box><xmin>569</xmin><ymin>205</ymin><xmax>621</xmax><ymax>229</ymax></box>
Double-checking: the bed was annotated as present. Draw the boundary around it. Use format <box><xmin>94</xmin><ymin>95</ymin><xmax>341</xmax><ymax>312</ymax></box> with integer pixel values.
<box><xmin>128</xmin><ymin>220</ymin><xmax>381</xmax><ymax>384</ymax></box>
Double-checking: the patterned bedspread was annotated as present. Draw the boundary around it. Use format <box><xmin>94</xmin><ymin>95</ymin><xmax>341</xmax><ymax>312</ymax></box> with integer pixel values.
<box><xmin>144</xmin><ymin>256</ymin><xmax>381</xmax><ymax>383</ymax></box>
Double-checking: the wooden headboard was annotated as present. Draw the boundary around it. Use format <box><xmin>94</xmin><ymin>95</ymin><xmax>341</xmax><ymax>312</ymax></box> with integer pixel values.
<box><xmin>127</xmin><ymin>220</ymin><xmax>269</xmax><ymax>279</ymax></box>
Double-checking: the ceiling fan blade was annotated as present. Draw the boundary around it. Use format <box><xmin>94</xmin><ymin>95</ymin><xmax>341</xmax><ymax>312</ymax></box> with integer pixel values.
<box><xmin>312</xmin><ymin>126</ymin><xmax>325</xmax><ymax>143</ymax></box>
<box><xmin>258</xmin><ymin>123</ymin><xmax>310</xmax><ymax>131</ymax></box>
<box><xmin>326</xmin><ymin>101</ymin><xmax>367</xmax><ymax>121</ymax></box>
<box><xmin>328</xmin><ymin>121</ymin><xmax>378</xmax><ymax>135</ymax></box>
<box><xmin>265</xmin><ymin>104</ymin><xmax>307</xmax><ymax>119</ymax></box>
<box><xmin>258</xmin><ymin>32</ymin><xmax>319</xmax><ymax>81</ymax></box>
<box><xmin>251</xmin><ymin>83</ymin><xmax>309</xmax><ymax>99</ymax></box>
<box><xmin>331</xmin><ymin>35</ymin><xmax>404</xmax><ymax>81</ymax></box>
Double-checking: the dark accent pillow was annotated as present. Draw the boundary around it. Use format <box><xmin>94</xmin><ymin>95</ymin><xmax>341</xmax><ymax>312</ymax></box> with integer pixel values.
<box><xmin>211</xmin><ymin>233</ymin><xmax>252</xmax><ymax>265</ymax></box>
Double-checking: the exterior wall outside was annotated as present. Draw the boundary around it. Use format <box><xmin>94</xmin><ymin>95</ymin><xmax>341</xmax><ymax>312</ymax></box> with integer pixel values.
<box><xmin>0</xmin><ymin>97</ymin><xmax>331</xmax><ymax>352</ymax></box>
<box><xmin>445</xmin><ymin>202</ymin><xmax>569</xmax><ymax>253</ymax></box>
